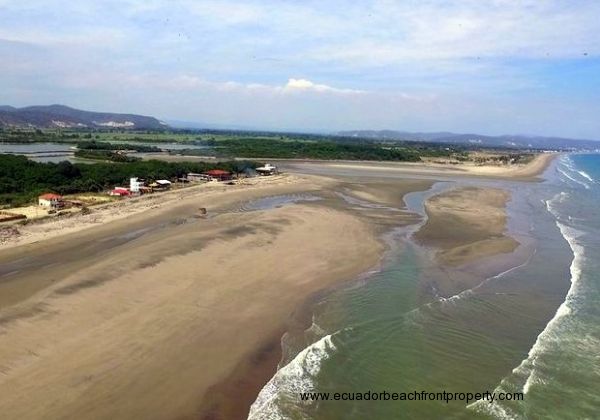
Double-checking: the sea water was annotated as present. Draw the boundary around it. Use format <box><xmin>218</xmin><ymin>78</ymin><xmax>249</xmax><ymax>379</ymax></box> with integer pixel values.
<box><xmin>249</xmin><ymin>154</ymin><xmax>600</xmax><ymax>419</ymax></box>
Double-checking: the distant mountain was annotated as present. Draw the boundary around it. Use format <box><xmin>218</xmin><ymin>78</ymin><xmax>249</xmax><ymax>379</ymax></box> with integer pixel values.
<box><xmin>0</xmin><ymin>105</ymin><xmax>167</xmax><ymax>130</ymax></box>
<box><xmin>337</xmin><ymin>130</ymin><xmax>600</xmax><ymax>151</ymax></box>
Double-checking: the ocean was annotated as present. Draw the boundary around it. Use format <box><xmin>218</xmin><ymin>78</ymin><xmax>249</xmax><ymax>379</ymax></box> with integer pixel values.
<box><xmin>249</xmin><ymin>154</ymin><xmax>600</xmax><ymax>419</ymax></box>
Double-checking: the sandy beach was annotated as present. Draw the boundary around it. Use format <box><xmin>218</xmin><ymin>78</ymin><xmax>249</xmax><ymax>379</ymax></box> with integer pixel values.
<box><xmin>0</xmin><ymin>154</ymin><xmax>556</xmax><ymax>419</ymax></box>
<box><xmin>278</xmin><ymin>151</ymin><xmax>557</xmax><ymax>181</ymax></box>
<box><xmin>414</xmin><ymin>186</ymin><xmax>518</xmax><ymax>266</ymax></box>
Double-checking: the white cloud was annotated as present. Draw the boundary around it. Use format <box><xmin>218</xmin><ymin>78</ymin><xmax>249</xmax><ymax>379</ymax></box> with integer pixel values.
<box><xmin>148</xmin><ymin>75</ymin><xmax>364</xmax><ymax>96</ymax></box>
<box><xmin>283</xmin><ymin>78</ymin><xmax>364</xmax><ymax>95</ymax></box>
<box><xmin>286</xmin><ymin>78</ymin><xmax>321</xmax><ymax>90</ymax></box>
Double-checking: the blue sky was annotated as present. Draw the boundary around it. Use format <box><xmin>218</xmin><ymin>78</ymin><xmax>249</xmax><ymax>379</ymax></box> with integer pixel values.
<box><xmin>1</xmin><ymin>0</ymin><xmax>599</xmax><ymax>138</ymax></box>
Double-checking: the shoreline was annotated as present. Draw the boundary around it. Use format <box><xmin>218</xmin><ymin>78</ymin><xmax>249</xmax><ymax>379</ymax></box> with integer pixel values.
<box><xmin>0</xmin><ymin>157</ymin><xmax>552</xmax><ymax>419</ymax></box>
<box><xmin>1</xmin><ymin>173</ymin><xmax>434</xmax><ymax>419</ymax></box>
<box><xmin>193</xmin><ymin>178</ymin><xmax>435</xmax><ymax>419</ymax></box>
<box><xmin>240</xmin><ymin>182</ymin><xmax>526</xmax><ymax>419</ymax></box>
<box><xmin>206</xmin><ymin>181</ymin><xmax>523</xmax><ymax>419</ymax></box>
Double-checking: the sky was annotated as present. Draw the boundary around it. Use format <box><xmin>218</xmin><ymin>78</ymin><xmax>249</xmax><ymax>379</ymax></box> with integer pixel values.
<box><xmin>1</xmin><ymin>0</ymin><xmax>599</xmax><ymax>138</ymax></box>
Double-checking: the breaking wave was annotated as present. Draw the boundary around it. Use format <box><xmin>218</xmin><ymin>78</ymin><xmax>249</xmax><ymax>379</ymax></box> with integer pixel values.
<box><xmin>248</xmin><ymin>334</ymin><xmax>338</xmax><ymax>420</ymax></box>
<box><xmin>519</xmin><ymin>222</ymin><xmax>584</xmax><ymax>393</ymax></box>
<box><xmin>556</xmin><ymin>156</ymin><xmax>594</xmax><ymax>189</ymax></box>
<box><xmin>577</xmin><ymin>170</ymin><xmax>594</xmax><ymax>183</ymax></box>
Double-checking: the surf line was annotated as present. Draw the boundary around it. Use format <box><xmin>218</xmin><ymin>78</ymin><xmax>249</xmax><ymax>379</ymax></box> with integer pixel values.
<box><xmin>467</xmin><ymin>220</ymin><xmax>583</xmax><ymax>418</ymax></box>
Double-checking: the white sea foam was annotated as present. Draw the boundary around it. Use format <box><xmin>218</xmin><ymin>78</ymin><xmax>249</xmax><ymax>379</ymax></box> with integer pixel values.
<box><xmin>519</xmin><ymin>222</ymin><xmax>583</xmax><ymax>393</ymax></box>
<box><xmin>437</xmin><ymin>249</ymin><xmax>535</xmax><ymax>308</ymax></box>
<box><xmin>306</xmin><ymin>319</ymin><xmax>327</xmax><ymax>337</ymax></box>
<box><xmin>470</xmin><ymin>394</ymin><xmax>520</xmax><ymax>420</ymax></box>
<box><xmin>248</xmin><ymin>334</ymin><xmax>337</xmax><ymax>420</ymax></box>
<box><xmin>468</xmin><ymin>382</ymin><xmax>520</xmax><ymax>420</ymax></box>
<box><xmin>577</xmin><ymin>170</ymin><xmax>594</xmax><ymax>183</ymax></box>
<box><xmin>544</xmin><ymin>192</ymin><xmax>568</xmax><ymax>218</ymax></box>
<box><xmin>559</xmin><ymin>156</ymin><xmax>595</xmax><ymax>188</ymax></box>
<box><xmin>557</xmin><ymin>166</ymin><xmax>590</xmax><ymax>189</ymax></box>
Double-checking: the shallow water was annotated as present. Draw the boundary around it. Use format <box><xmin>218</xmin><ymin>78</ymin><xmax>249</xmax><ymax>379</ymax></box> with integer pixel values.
<box><xmin>250</xmin><ymin>155</ymin><xmax>599</xmax><ymax>419</ymax></box>
<box><xmin>238</xmin><ymin>194</ymin><xmax>322</xmax><ymax>212</ymax></box>
<box><xmin>0</xmin><ymin>141</ymin><xmax>210</xmax><ymax>162</ymax></box>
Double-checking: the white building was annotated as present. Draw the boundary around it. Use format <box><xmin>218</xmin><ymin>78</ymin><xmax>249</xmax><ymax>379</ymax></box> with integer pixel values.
<box><xmin>256</xmin><ymin>163</ymin><xmax>278</xmax><ymax>176</ymax></box>
<box><xmin>130</xmin><ymin>177</ymin><xmax>144</xmax><ymax>193</ymax></box>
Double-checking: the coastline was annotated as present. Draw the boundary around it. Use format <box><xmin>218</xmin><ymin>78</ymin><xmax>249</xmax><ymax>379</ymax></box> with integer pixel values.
<box><xmin>0</xmin><ymin>174</ymin><xmax>305</xmax><ymax>250</ymax></box>
<box><xmin>278</xmin><ymin>152</ymin><xmax>558</xmax><ymax>181</ymax></box>
<box><xmin>0</xmin><ymin>152</ymin><xmax>557</xmax><ymax>251</ymax></box>
<box><xmin>0</xmin><ymin>154</ymin><xmax>557</xmax><ymax>419</ymax></box>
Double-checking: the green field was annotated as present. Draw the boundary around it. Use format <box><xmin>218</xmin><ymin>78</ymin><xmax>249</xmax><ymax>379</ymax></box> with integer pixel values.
<box><xmin>0</xmin><ymin>128</ymin><xmax>471</xmax><ymax>161</ymax></box>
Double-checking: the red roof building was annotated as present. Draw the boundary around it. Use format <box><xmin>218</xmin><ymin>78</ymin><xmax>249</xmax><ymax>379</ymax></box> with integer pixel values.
<box><xmin>110</xmin><ymin>187</ymin><xmax>131</xmax><ymax>197</ymax></box>
<box><xmin>38</xmin><ymin>193</ymin><xmax>64</xmax><ymax>208</ymax></box>
<box><xmin>39</xmin><ymin>193</ymin><xmax>63</xmax><ymax>200</ymax></box>
<box><xmin>203</xmin><ymin>169</ymin><xmax>232</xmax><ymax>181</ymax></box>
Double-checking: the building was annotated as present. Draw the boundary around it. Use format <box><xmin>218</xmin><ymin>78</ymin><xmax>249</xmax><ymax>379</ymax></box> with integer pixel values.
<box><xmin>155</xmin><ymin>180</ymin><xmax>172</xmax><ymax>189</ymax></box>
<box><xmin>256</xmin><ymin>163</ymin><xmax>278</xmax><ymax>176</ymax></box>
<box><xmin>149</xmin><ymin>180</ymin><xmax>172</xmax><ymax>191</ymax></box>
<box><xmin>203</xmin><ymin>169</ymin><xmax>232</xmax><ymax>181</ymax></box>
<box><xmin>187</xmin><ymin>172</ymin><xmax>212</xmax><ymax>182</ymax></box>
<box><xmin>130</xmin><ymin>177</ymin><xmax>144</xmax><ymax>193</ymax></box>
<box><xmin>38</xmin><ymin>193</ymin><xmax>64</xmax><ymax>208</ymax></box>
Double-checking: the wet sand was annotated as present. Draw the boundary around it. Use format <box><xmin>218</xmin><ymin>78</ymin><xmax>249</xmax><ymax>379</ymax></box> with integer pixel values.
<box><xmin>412</xmin><ymin>186</ymin><xmax>521</xmax><ymax>299</ymax></box>
<box><xmin>0</xmin><ymin>174</ymin><xmax>432</xmax><ymax>420</ymax></box>
<box><xmin>415</xmin><ymin>186</ymin><xmax>518</xmax><ymax>266</ymax></box>
<box><xmin>278</xmin><ymin>152</ymin><xmax>557</xmax><ymax>181</ymax></box>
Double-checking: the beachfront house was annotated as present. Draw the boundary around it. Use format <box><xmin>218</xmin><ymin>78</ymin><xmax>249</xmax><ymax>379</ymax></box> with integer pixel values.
<box><xmin>155</xmin><ymin>180</ymin><xmax>172</xmax><ymax>189</ymax></box>
<box><xmin>38</xmin><ymin>193</ymin><xmax>64</xmax><ymax>208</ymax></box>
<box><xmin>187</xmin><ymin>172</ymin><xmax>213</xmax><ymax>182</ymax></box>
<box><xmin>256</xmin><ymin>163</ymin><xmax>278</xmax><ymax>176</ymax></box>
<box><xmin>130</xmin><ymin>177</ymin><xmax>145</xmax><ymax>193</ymax></box>
<box><xmin>203</xmin><ymin>169</ymin><xmax>232</xmax><ymax>181</ymax></box>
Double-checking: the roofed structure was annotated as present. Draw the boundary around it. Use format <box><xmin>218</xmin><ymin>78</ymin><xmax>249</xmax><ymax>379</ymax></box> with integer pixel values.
<box><xmin>203</xmin><ymin>169</ymin><xmax>232</xmax><ymax>181</ymax></box>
